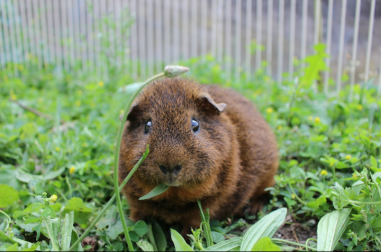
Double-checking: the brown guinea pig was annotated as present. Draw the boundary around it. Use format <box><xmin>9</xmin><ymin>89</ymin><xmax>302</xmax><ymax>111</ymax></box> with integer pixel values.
<box><xmin>118</xmin><ymin>78</ymin><xmax>278</xmax><ymax>235</ymax></box>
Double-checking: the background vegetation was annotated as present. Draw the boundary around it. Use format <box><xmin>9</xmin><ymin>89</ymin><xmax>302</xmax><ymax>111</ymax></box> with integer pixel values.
<box><xmin>0</xmin><ymin>36</ymin><xmax>381</xmax><ymax>251</ymax></box>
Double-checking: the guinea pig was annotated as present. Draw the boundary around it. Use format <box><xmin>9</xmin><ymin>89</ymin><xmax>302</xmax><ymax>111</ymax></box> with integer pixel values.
<box><xmin>118</xmin><ymin>78</ymin><xmax>278</xmax><ymax>235</ymax></box>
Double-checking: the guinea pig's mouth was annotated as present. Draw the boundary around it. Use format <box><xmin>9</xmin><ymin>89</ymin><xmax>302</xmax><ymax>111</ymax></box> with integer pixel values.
<box><xmin>163</xmin><ymin>177</ymin><xmax>181</xmax><ymax>187</ymax></box>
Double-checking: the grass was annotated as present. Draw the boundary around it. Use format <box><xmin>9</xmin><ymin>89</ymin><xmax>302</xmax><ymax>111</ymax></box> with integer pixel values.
<box><xmin>0</xmin><ymin>44</ymin><xmax>381</xmax><ymax>251</ymax></box>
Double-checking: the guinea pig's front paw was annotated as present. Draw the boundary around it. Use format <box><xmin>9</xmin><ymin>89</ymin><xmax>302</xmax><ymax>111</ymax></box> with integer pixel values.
<box><xmin>246</xmin><ymin>194</ymin><xmax>272</xmax><ymax>216</ymax></box>
<box><xmin>180</xmin><ymin>215</ymin><xmax>201</xmax><ymax>239</ymax></box>
<box><xmin>130</xmin><ymin>208</ymin><xmax>147</xmax><ymax>222</ymax></box>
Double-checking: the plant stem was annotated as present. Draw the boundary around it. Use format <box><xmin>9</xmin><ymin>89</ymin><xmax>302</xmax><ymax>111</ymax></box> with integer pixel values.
<box><xmin>114</xmin><ymin>72</ymin><xmax>165</xmax><ymax>251</ymax></box>
<box><xmin>305</xmin><ymin>238</ymin><xmax>317</xmax><ymax>252</ymax></box>
<box><xmin>0</xmin><ymin>210</ymin><xmax>12</xmax><ymax>231</ymax></box>
<box><xmin>288</xmin><ymin>182</ymin><xmax>307</xmax><ymax>205</ymax></box>
<box><xmin>272</xmin><ymin>238</ymin><xmax>317</xmax><ymax>251</ymax></box>
<box><xmin>69</xmin><ymin>148</ymin><xmax>149</xmax><ymax>251</ymax></box>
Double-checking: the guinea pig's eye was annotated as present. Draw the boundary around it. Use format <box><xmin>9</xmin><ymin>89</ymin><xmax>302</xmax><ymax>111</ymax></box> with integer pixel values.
<box><xmin>191</xmin><ymin>118</ymin><xmax>200</xmax><ymax>133</ymax></box>
<box><xmin>144</xmin><ymin>120</ymin><xmax>152</xmax><ymax>134</ymax></box>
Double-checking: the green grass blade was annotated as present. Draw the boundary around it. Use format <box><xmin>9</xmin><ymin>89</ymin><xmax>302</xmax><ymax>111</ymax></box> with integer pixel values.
<box><xmin>60</xmin><ymin>211</ymin><xmax>74</xmax><ymax>251</ymax></box>
<box><xmin>241</xmin><ymin>208</ymin><xmax>287</xmax><ymax>251</ymax></box>
<box><xmin>152</xmin><ymin>220</ymin><xmax>167</xmax><ymax>251</ymax></box>
<box><xmin>317</xmin><ymin>208</ymin><xmax>352</xmax><ymax>251</ymax></box>
<box><xmin>139</xmin><ymin>184</ymin><xmax>170</xmax><ymax>200</ymax></box>
<box><xmin>170</xmin><ymin>229</ymin><xmax>194</xmax><ymax>251</ymax></box>
<box><xmin>206</xmin><ymin>237</ymin><xmax>242</xmax><ymax>251</ymax></box>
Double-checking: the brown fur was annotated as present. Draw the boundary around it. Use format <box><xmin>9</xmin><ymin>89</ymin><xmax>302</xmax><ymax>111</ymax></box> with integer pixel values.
<box><xmin>118</xmin><ymin>78</ymin><xmax>278</xmax><ymax>235</ymax></box>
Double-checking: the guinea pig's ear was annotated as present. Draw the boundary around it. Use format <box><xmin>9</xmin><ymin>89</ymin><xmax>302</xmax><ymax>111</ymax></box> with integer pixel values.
<box><xmin>198</xmin><ymin>94</ymin><xmax>226</xmax><ymax>114</ymax></box>
<box><xmin>119</xmin><ymin>104</ymin><xmax>140</xmax><ymax>121</ymax></box>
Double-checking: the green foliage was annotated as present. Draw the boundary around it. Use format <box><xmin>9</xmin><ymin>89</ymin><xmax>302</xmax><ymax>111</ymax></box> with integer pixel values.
<box><xmin>1</xmin><ymin>35</ymin><xmax>381</xmax><ymax>251</ymax></box>
<box><xmin>317</xmin><ymin>208</ymin><xmax>351</xmax><ymax>251</ymax></box>
<box><xmin>139</xmin><ymin>184</ymin><xmax>170</xmax><ymax>200</ymax></box>
<box><xmin>0</xmin><ymin>184</ymin><xmax>19</xmax><ymax>208</ymax></box>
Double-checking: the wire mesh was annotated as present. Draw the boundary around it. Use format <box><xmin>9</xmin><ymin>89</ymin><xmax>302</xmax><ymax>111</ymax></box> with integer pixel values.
<box><xmin>0</xmin><ymin>0</ymin><xmax>380</xmax><ymax>94</ymax></box>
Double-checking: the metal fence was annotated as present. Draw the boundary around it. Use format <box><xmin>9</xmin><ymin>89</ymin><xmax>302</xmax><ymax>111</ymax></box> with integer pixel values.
<box><xmin>0</xmin><ymin>0</ymin><xmax>380</xmax><ymax>94</ymax></box>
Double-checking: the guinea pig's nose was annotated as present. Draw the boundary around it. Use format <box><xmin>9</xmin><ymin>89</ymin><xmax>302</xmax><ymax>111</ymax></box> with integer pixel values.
<box><xmin>158</xmin><ymin>164</ymin><xmax>182</xmax><ymax>175</ymax></box>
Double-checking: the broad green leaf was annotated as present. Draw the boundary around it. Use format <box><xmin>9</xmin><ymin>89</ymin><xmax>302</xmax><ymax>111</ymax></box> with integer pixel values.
<box><xmin>370</xmin><ymin>156</ymin><xmax>378</xmax><ymax>168</ymax></box>
<box><xmin>41</xmin><ymin>217</ymin><xmax>60</xmax><ymax>251</ymax></box>
<box><xmin>15</xmin><ymin>169</ymin><xmax>43</xmax><ymax>183</ymax></box>
<box><xmin>24</xmin><ymin>217</ymin><xmax>41</xmax><ymax>224</ymax></box>
<box><xmin>0</xmin><ymin>184</ymin><xmax>19</xmax><ymax>207</ymax></box>
<box><xmin>170</xmin><ymin>229</ymin><xmax>193</xmax><ymax>251</ymax></box>
<box><xmin>62</xmin><ymin>197</ymin><xmax>93</xmax><ymax>225</ymax></box>
<box><xmin>317</xmin><ymin>208</ymin><xmax>352</xmax><ymax>251</ymax></box>
<box><xmin>6</xmin><ymin>243</ymin><xmax>18</xmax><ymax>251</ymax></box>
<box><xmin>241</xmin><ymin>208</ymin><xmax>287</xmax><ymax>251</ymax></box>
<box><xmin>152</xmin><ymin>220</ymin><xmax>167</xmax><ymax>251</ymax></box>
<box><xmin>19</xmin><ymin>242</ymin><xmax>40</xmax><ymax>251</ymax></box>
<box><xmin>145</xmin><ymin>224</ymin><xmax>158</xmax><ymax>251</ymax></box>
<box><xmin>60</xmin><ymin>211</ymin><xmax>74</xmax><ymax>251</ymax></box>
<box><xmin>70</xmin><ymin>228</ymin><xmax>84</xmax><ymax>251</ymax></box>
<box><xmin>206</xmin><ymin>237</ymin><xmax>242</xmax><ymax>251</ymax></box>
<box><xmin>352</xmin><ymin>181</ymin><xmax>364</xmax><ymax>195</ymax></box>
<box><xmin>252</xmin><ymin>237</ymin><xmax>281</xmax><ymax>251</ymax></box>
<box><xmin>43</xmin><ymin>167</ymin><xmax>66</xmax><ymax>180</ymax></box>
<box><xmin>136</xmin><ymin>239</ymin><xmax>154</xmax><ymax>251</ymax></box>
<box><xmin>134</xmin><ymin>220</ymin><xmax>148</xmax><ymax>237</ymax></box>
<box><xmin>335</xmin><ymin>162</ymin><xmax>348</xmax><ymax>169</ymax></box>
<box><xmin>139</xmin><ymin>184</ymin><xmax>170</xmax><ymax>200</ymax></box>
<box><xmin>211</xmin><ymin>231</ymin><xmax>225</xmax><ymax>243</ymax></box>
<box><xmin>129</xmin><ymin>231</ymin><xmax>140</xmax><ymax>242</ymax></box>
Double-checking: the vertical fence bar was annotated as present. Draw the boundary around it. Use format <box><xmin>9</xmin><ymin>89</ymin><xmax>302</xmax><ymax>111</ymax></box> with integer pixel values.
<box><xmin>323</xmin><ymin>0</ymin><xmax>333</xmax><ymax>94</ymax></box>
<box><xmin>69</xmin><ymin>0</ymin><xmax>75</xmax><ymax>70</ymax></box>
<box><xmin>202</xmin><ymin>0</ymin><xmax>208</xmax><ymax>60</ymax></box>
<box><xmin>34</xmin><ymin>0</ymin><xmax>43</xmax><ymax>70</ymax></box>
<box><xmin>95</xmin><ymin>0</ymin><xmax>102</xmax><ymax>76</ymax></box>
<box><xmin>314</xmin><ymin>0</ymin><xmax>321</xmax><ymax>45</ymax></box>
<box><xmin>6</xmin><ymin>0</ymin><xmax>17</xmax><ymax>76</ymax></box>
<box><xmin>164</xmin><ymin>0</ymin><xmax>171</xmax><ymax>64</ymax></box>
<box><xmin>277</xmin><ymin>0</ymin><xmax>284</xmax><ymax>83</ymax></box>
<box><xmin>234</xmin><ymin>0</ymin><xmax>241</xmax><ymax>82</ymax></box>
<box><xmin>23</xmin><ymin>0</ymin><xmax>33</xmax><ymax>65</ymax></box>
<box><xmin>0</xmin><ymin>3</ymin><xmax>6</xmax><ymax>71</ymax></box>
<box><xmin>364</xmin><ymin>0</ymin><xmax>376</xmax><ymax>82</ymax></box>
<box><xmin>349</xmin><ymin>0</ymin><xmax>361</xmax><ymax>101</ymax></box>
<box><xmin>31</xmin><ymin>0</ymin><xmax>40</xmax><ymax>65</ymax></box>
<box><xmin>336</xmin><ymin>0</ymin><xmax>347</xmax><ymax>92</ymax></box>
<box><xmin>245</xmin><ymin>0</ymin><xmax>252</xmax><ymax>81</ymax></box>
<box><xmin>131</xmin><ymin>0</ymin><xmax>138</xmax><ymax>79</ymax></box>
<box><xmin>83</xmin><ymin>0</ymin><xmax>90</xmax><ymax>75</ymax></box>
<box><xmin>266</xmin><ymin>0</ymin><xmax>273</xmax><ymax>75</ymax></box>
<box><xmin>54</xmin><ymin>0</ymin><xmax>63</xmax><ymax>72</ymax></box>
<box><xmin>182</xmin><ymin>0</ymin><xmax>189</xmax><ymax>61</ymax></box>
<box><xmin>255</xmin><ymin>0</ymin><xmax>262</xmax><ymax>70</ymax></box>
<box><xmin>86</xmin><ymin>0</ymin><xmax>94</xmax><ymax>72</ymax></box>
<box><xmin>154</xmin><ymin>0</ymin><xmax>162</xmax><ymax>72</ymax></box>
<box><xmin>147</xmin><ymin>0</ymin><xmax>154</xmax><ymax>76</ymax></box>
<box><xmin>27</xmin><ymin>0</ymin><xmax>37</xmax><ymax>63</ymax></box>
<box><xmin>43</xmin><ymin>0</ymin><xmax>51</xmax><ymax>66</ymax></box>
<box><xmin>289</xmin><ymin>0</ymin><xmax>296</xmax><ymax>80</ymax></box>
<box><xmin>301</xmin><ymin>0</ymin><xmax>307</xmax><ymax>64</ymax></box>
<box><xmin>192</xmin><ymin>0</ymin><xmax>198</xmax><ymax>58</ymax></box>
<box><xmin>13</xmin><ymin>0</ymin><xmax>24</xmax><ymax>67</ymax></box>
<box><xmin>61</xmin><ymin>0</ymin><xmax>68</xmax><ymax>71</ymax></box>
<box><xmin>173</xmin><ymin>0</ymin><xmax>180</xmax><ymax>63</ymax></box>
<box><xmin>211</xmin><ymin>0</ymin><xmax>217</xmax><ymax>58</ymax></box>
<box><xmin>225</xmin><ymin>0</ymin><xmax>232</xmax><ymax>79</ymax></box>
<box><xmin>11</xmin><ymin>0</ymin><xmax>21</xmax><ymax>72</ymax></box>
<box><xmin>217</xmin><ymin>0</ymin><xmax>223</xmax><ymax>63</ymax></box>
<box><xmin>138</xmin><ymin>0</ymin><xmax>146</xmax><ymax>77</ymax></box>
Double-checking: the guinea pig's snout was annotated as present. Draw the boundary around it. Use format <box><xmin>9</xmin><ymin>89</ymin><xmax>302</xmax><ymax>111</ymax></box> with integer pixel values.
<box><xmin>158</xmin><ymin>164</ymin><xmax>183</xmax><ymax>175</ymax></box>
